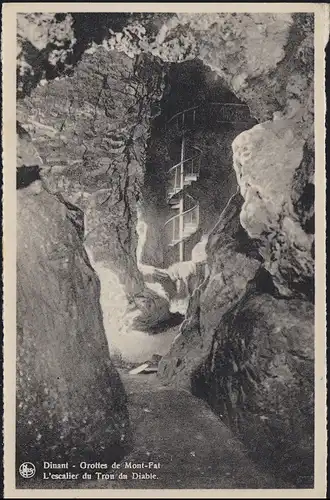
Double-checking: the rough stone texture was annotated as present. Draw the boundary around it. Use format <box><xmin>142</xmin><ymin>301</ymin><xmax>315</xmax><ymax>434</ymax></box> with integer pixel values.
<box><xmin>151</xmin><ymin>15</ymin><xmax>315</xmax><ymax>486</ymax></box>
<box><xmin>89</xmin><ymin>259</ymin><xmax>178</xmax><ymax>364</ymax></box>
<box><xmin>191</xmin><ymin>293</ymin><xmax>314</xmax><ymax>487</ymax></box>
<box><xmin>17</xmin><ymin>13</ymin><xmax>314</xmax><ymax>131</ymax></box>
<box><xmin>232</xmin><ymin>118</ymin><xmax>314</xmax><ymax>299</ymax></box>
<box><xmin>139</xmin><ymin>136</ymin><xmax>169</xmax><ymax>268</ymax></box>
<box><xmin>17</xmin><ymin>12</ymin><xmax>315</xmax><ymax>486</ymax></box>
<box><xmin>17</xmin><ymin>13</ymin><xmax>75</xmax><ymax>97</ymax></box>
<box><xmin>17</xmin><ymin>46</ymin><xmax>171</xmax><ymax>335</ymax></box>
<box><xmin>104</xmin><ymin>13</ymin><xmax>313</xmax><ymax>127</ymax></box>
<box><xmin>159</xmin><ymin>190</ymin><xmax>314</xmax><ymax>487</ymax></box>
<box><xmin>17</xmin><ymin>47</ymin><xmax>163</xmax><ymax>278</ymax></box>
<box><xmin>16</xmin><ymin>183</ymin><xmax>131</xmax><ymax>475</ymax></box>
<box><xmin>16</xmin><ymin>13</ymin><xmax>137</xmax><ymax>98</ymax></box>
<box><xmin>158</xmin><ymin>192</ymin><xmax>262</xmax><ymax>388</ymax></box>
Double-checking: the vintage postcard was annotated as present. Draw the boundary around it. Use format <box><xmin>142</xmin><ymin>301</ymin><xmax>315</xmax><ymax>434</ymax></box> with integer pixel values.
<box><xmin>2</xmin><ymin>2</ymin><xmax>328</xmax><ymax>498</ymax></box>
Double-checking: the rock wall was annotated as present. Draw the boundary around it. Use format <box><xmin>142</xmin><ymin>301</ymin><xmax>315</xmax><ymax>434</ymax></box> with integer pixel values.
<box><xmin>152</xmin><ymin>13</ymin><xmax>315</xmax><ymax>487</ymax></box>
<box><xmin>17</xmin><ymin>12</ymin><xmax>315</xmax><ymax>486</ymax></box>
<box><xmin>16</xmin><ymin>133</ymin><xmax>131</xmax><ymax>479</ymax></box>
<box><xmin>17</xmin><ymin>44</ymin><xmax>174</xmax><ymax>353</ymax></box>
<box><xmin>232</xmin><ymin>119</ymin><xmax>314</xmax><ymax>300</ymax></box>
<box><xmin>159</xmin><ymin>191</ymin><xmax>262</xmax><ymax>387</ymax></box>
<box><xmin>192</xmin><ymin>291</ymin><xmax>314</xmax><ymax>487</ymax></box>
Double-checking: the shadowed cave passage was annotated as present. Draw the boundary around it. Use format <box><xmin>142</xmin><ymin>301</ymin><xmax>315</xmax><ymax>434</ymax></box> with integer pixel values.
<box><xmin>99</xmin><ymin>59</ymin><xmax>257</xmax><ymax>367</ymax></box>
<box><xmin>97</xmin><ymin>57</ymin><xmax>314</xmax><ymax>487</ymax></box>
<box><xmin>136</xmin><ymin>59</ymin><xmax>257</xmax><ymax>321</ymax></box>
<box><xmin>16</xmin><ymin>11</ymin><xmax>316</xmax><ymax>491</ymax></box>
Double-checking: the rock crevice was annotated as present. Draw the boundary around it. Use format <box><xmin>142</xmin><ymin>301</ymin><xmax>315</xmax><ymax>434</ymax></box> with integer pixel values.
<box><xmin>16</xmin><ymin>141</ymin><xmax>131</xmax><ymax>473</ymax></box>
<box><xmin>16</xmin><ymin>12</ymin><xmax>315</xmax><ymax>487</ymax></box>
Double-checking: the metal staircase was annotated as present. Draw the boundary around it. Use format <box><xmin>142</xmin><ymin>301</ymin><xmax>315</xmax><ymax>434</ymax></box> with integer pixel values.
<box><xmin>164</xmin><ymin>102</ymin><xmax>254</xmax><ymax>262</ymax></box>
<box><xmin>167</xmin><ymin>149</ymin><xmax>201</xmax><ymax>200</ymax></box>
<box><xmin>165</xmin><ymin>102</ymin><xmax>254</xmax><ymax>132</ymax></box>
<box><xmin>165</xmin><ymin>194</ymin><xmax>200</xmax><ymax>248</ymax></box>
<box><xmin>165</xmin><ymin>107</ymin><xmax>201</xmax><ymax>261</ymax></box>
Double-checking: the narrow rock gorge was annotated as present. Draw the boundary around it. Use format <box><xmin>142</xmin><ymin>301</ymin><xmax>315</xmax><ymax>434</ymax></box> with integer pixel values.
<box><xmin>16</xmin><ymin>127</ymin><xmax>131</xmax><ymax>480</ymax></box>
<box><xmin>16</xmin><ymin>12</ymin><xmax>317</xmax><ymax>489</ymax></box>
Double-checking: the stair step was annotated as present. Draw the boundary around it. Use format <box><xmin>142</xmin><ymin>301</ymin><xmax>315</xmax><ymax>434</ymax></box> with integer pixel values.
<box><xmin>168</xmin><ymin>196</ymin><xmax>180</xmax><ymax>204</ymax></box>
<box><xmin>184</xmin><ymin>175</ymin><xmax>198</xmax><ymax>181</ymax></box>
<box><xmin>168</xmin><ymin>191</ymin><xmax>182</xmax><ymax>198</ymax></box>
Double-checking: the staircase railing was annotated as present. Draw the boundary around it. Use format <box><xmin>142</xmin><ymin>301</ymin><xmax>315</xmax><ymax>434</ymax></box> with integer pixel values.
<box><xmin>166</xmin><ymin>105</ymin><xmax>199</xmax><ymax>131</ymax></box>
<box><xmin>183</xmin><ymin>202</ymin><xmax>199</xmax><ymax>227</ymax></box>
<box><xmin>164</xmin><ymin>102</ymin><xmax>255</xmax><ymax>253</ymax></box>
<box><xmin>167</xmin><ymin>148</ymin><xmax>202</xmax><ymax>200</ymax></box>
<box><xmin>166</xmin><ymin>102</ymin><xmax>255</xmax><ymax>133</ymax></box>
<box><xmin>164</xmin><ymin>203</ymin><xmax>200</xmax><ymax>246</ymax></box>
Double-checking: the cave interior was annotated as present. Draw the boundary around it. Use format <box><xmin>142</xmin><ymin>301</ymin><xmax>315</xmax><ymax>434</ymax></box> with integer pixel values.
<box><xmin>138</xmin><ymin>59</ymin><xmax>257</xmax><ymax>310</ymax></box>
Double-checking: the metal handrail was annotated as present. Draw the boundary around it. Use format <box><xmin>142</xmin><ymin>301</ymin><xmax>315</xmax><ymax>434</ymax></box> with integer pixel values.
<box><xmin>166</xmin><ymin>101</ymin><xmax>251</xmax><ymax>126</ymax></box>
<box><xmin>185</xmin><ymin>193</ymin><xmax>195</xmax><ymax>203</ymax></box>
<box><xmin>167</xmin><ymin>105</ymin><xmax>200</xmax><ymax>126</ymax></box>
<box><xmin>164</xmin><ymin>203</ymin><xmax>199</xmax><ymax>227</ymax></box>
<box><xmin>167</xmin><ymin>152</ymin><xmax>202</xmax><ymax>174</ymax></box>
<box><xmin>209</xmin><ymin>102</ymin><xmax>250</xmax><ymax>108</ymax></box>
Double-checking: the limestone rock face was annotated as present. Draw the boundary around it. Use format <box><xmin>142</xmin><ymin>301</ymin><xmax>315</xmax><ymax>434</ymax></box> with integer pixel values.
<box><xmin>232</xmin><ymin>119</ymin><xmax>314</xmax><ymax>298</ymax></box>
<box><xmin>17</xmin><ymin>13</ymin><xmax>75</xmax><ymax>97</ymax></box>
<box><xmin>154</xmin><ymin>15</ymin><xmax>315</xmax><ymax>486</ymax></box>
<box><xmin>16</xmin><ymin>12</ymin><xmax>316</xmax><ymax>487</ymax></box>
<box><xmin>152</xmin><ymin>13</ymin><xmax>292</xmax><ymax>120</ymax></box>
<box><xmin>16</xmin><ymin>184</ymin><xmax>130</xmax><ymax>471</ymax></box>
<box><xmin>192</xmin><ymin>293</ymin><xmax>314</xmax><ymax>487</ymax></box>
<box><xmin>130</xmin><ymin>287</ymin><xmax>172</xmax><ymax>331</ymax></box>
<box><xmin>159</xmin><ymin>188</ymin><xmax>315</xmax><ymax>487</ymax></box>
<box><xmin>104</xmin><ymin>13</ymin><xmax>313</xmax><ymax>126</ymax></box>
<box><xmin>17</xmin><ymin>46</ymin><xmax>169</xmax><ymax>335</ymax></box>
<box><xmin>158</xmin><ymin>192</ymin><xmax>262</xmax><ymax>388</ymax></box>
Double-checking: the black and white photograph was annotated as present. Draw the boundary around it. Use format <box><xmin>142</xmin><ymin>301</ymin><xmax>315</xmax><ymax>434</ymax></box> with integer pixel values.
<box><xmin>2</xmin><ymin>3</ymin><xmax>328</xmax><ymax>497</ymax></box>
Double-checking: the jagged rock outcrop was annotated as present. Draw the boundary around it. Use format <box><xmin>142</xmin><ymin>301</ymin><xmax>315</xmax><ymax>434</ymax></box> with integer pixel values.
<box><xmin>159</xmin><ymin>191</ymin><xmax>314</xmax><ymax>487</ymax></box>
<box><xmin>159</xmin><ymin>192</ymin><xmax>262</xmax><ymax>387</ymax></box>
<box><xmin>232</xmin><ymin>119</ymin><xmax>314</xmax><ymax>299</ymax></box>
<box><xmin>192</xmin><ymin>292</ymin><xmax>314</xmax><ymax>487</ymax></box>
<box><xmin>17</xmin><ymin>12</ymin><xmax>314</xmax><ymax>131</ymax></box>
<box><xmin>104</xmin><ymin>13</ymin><xmax>313</xmax><ymax>126</ymax></box>
<box><xmin>17</xmin><ymin>44</ymin><xmax>172</xmax><ymax>337</ymax></box>
<box><xmin>17</xmin><ymin>12</ymin><xmax>136</xmax><ymax>98</ymax></box>
<box><xmin>16</xmin><ymin>133</ymin><xmax>131</xmax><ymax>477</ymax></box>
<box><xmin>17</xmin><ymin>12</ymin><xmax>316</xmax><ymax>486</ymax></box>
<box><xmin>154</xmin><ymin>13</ymin><xmax>315</xmax><ymax>487</ymax></box>
<box><xmin>17</xmin><ymin>13</ymin><xmax>75</xmax><ymax>97</ymax></box>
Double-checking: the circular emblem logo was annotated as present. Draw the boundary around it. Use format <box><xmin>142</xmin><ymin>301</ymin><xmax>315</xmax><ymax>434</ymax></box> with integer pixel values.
<box><xmin>19</xmin><ymin>462</ymin><xmax>36</xmax><ymax>478</ymax></box>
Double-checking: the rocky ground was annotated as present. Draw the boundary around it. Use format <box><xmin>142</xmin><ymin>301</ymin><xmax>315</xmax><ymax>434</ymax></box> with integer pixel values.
<box><xmin>107</xmin><ymin>371</ymin><xmax>293</xmax><ymax>490</ymax></box>
<box><xmin>26</xmin><ymin>370</ymin><xmax>293</xmax><ymax>490</ymax></box>
<box><xmin>15</xmin><ymin>11</ymin><xmax>317</xmax><ymax>491</ymax></box>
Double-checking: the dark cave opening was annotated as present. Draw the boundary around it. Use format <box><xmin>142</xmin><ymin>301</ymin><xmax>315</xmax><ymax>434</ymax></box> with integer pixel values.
<box><xmin>15</xmin><ymin>12</ymin><xmax>318</xmax><ymax>492</ymax></box>
<box><xmin>139</xmin><ymin>59</ymin><xmax>257</xmax><ymax>273</ymax></box>
<box><xmin>136</xmin><ymin>58</ymin><xmax>258</xmax><ymax>322</ymax></box>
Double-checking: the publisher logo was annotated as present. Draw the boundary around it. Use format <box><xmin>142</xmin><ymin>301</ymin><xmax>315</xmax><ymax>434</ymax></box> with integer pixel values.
<box><xmin>19</xmin><ymin>462</ymin><xmax>36</xmax><ymax>478</ymax></box>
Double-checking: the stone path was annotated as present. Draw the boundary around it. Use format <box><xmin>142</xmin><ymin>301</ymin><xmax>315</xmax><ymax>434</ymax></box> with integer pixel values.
<box><xmin>29</xmin><ymin>371</ymin><xmax>293</xmax><ymax>490</ymax></box>
<box><xmin>91</xmin><ymin>371</ymin><xmax>292</xmax><ymax>490</ymax></box>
